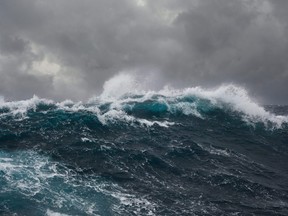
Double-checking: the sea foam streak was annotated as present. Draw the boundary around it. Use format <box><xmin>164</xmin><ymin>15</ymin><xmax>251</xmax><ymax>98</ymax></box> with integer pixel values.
<box><xmin>0</xmin><ymin>73</ymin><xmax>287</xmax><ymax>128</ymax></box>
<box><xmin>0</xmin><ymin>150</ymin><xmax>156</xmax><ymax>215</ymax></box>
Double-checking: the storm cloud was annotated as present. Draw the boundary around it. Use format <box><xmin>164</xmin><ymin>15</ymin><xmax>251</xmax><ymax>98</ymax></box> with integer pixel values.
<box><xmin>0</xmin><ymin>0</ymin><xmax>287</xmax><ymax>104</ymax></box>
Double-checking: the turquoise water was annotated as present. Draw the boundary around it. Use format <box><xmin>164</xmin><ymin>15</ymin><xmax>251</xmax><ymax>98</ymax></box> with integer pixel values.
<box><xmin>1</xmin><ymin>87</ymin><xmax>288</xmax><ymax>215</ymax></box>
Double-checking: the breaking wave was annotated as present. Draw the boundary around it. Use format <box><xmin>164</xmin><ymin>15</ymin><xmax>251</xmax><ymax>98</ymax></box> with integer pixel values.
<box><xmin>0</xmin><ymin>74</ymin><xmax>287</xmax><ymax>129</ymax></box>
<box><xmin>1</xmin><ymin>74</ymin><xmax>288</xmax><ymax>215</ymax></box>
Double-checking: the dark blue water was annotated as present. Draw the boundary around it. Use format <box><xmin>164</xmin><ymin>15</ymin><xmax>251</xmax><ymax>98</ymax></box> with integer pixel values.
<box><xmin>0</xmin><ymin>86</ymin><xmax>288</xmax><ymax>215</ymax></box>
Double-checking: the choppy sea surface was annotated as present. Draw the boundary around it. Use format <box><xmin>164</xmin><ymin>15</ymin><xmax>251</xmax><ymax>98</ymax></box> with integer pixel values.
<box><xmin>0</xmin><ymin>83</ymin><xmax>288</xmax><ymax>215</ymax></box>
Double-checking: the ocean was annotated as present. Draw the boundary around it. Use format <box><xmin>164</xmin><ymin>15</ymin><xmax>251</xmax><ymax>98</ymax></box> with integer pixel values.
<box><xmin>0</xmin><ymin>84</ymin><xmax>288</xmax><ymax>215</ymax></box>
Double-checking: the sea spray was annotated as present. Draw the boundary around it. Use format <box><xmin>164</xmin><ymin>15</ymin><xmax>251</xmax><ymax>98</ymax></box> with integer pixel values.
<box><xmin>0</xmin><ymin>75</ymin><xmax>288</xmax><ymax>215</ymax></box>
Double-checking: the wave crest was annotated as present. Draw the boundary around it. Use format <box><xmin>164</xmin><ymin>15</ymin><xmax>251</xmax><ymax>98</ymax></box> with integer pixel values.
<box><xmin>1</xmin><ymin>82</ymin><xmax>287</xmax><ymax>128</ymax></box>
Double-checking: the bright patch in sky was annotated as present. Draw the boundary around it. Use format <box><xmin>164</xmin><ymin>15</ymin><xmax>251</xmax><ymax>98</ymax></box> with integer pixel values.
<box><xmin>135</xmin><ymin>0</ymin><xmax>147</xmax><ymax>7</ymax></box>
<box><xmin>32</xmin><ymin>58</ymin><xmax>61</xmax><ymax>76</ymax></box>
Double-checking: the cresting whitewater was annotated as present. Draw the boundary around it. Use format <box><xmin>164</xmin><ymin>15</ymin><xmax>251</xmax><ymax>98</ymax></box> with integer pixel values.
<box><xmin>0</xmin><ymin>74</ymin><xmax>288</xmax><ymax>216</ymax></box>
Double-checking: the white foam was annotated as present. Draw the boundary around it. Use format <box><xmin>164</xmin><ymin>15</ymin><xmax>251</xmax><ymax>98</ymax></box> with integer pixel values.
<box><xmin>0</xmin><ymin>95</ymin><xmax>173</xmax><ymax>128</ymax></box>
<box><xmin>111</xmin><ymin>191</ymin><xmax>156</xmax><ymax>216</ymax></box>
<box><xmin>97</xmin><ymin>109</ymin><xmax>174</xmax><ymax>127</ymax></box>
<box><xmin>196</xmin><ymin>142</ymin><xmax>231</xmax><ymax>157</ymax></box>
<box><xmin>0</xmin><ymin>150</ymin><xmax>157</xmax><ymax>215</ymax></box>
<box><xmin>101</xmin><ymin>72</ymin><xmax>143</xmax><ymax>99</ymax></box>
<box><xmin>99</xmin><ymin>77</ymin><xmax>288</xmax><ymax>127</ymax></box>
<box><xmin>171</xmin><ymin>101</ymin><xmax>203</xmax><ymax>118</ymax></box>
<box><xmin>0</xmin><ymin>95</ymin><xmax>53</xmax><ymax>118</ymax></box>
<box><xmin>1</xmin><ymin>74</ymin><xmax>287</xmax><ymax>128</ymax></box>
<box><xmin>81</xmin><ymin>137</ymin><xmax>92</xmax><ymax>142</ymax></box>
<box><xmin>46</xmin><ymin>209</ymin><xmax>70</xmax><ymax>216</ymax></box>
<box><xmin>181</xmin><ymin>84</ymin><xmax>288</xmax><ymax>127</ymax></box>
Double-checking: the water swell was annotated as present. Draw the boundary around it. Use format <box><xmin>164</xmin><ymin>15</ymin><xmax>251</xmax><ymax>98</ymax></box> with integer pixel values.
<box><xmin>0</xmin><ymin>79</ymin><xmax>288</xmax><ymax>215</ymax></box>
<box><xmin>0</xmin><ymin>83</ymin><xmax>287</xmax><ymax>129</ymax></box>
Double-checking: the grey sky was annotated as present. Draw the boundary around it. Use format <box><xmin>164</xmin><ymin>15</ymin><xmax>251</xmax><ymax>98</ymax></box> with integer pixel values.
<box><xmin>0</xmin><ymin>0</ymin><xmax>287</xmax><ymax>104</ymax></box>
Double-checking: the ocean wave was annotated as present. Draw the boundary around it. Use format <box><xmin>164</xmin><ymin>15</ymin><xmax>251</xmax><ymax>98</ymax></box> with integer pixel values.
<box><xmin>1</xmin><ymin>75</ymin><xmax>288</xmax><ymax>215</ymax></box>
<box><xmin>0</xmin><ymin>74</ymin><xmax>287</xmax><ymax>128</ymax></box>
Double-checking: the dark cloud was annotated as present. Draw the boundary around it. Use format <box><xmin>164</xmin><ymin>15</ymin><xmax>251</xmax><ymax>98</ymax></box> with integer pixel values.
<box><xmin>0</xmin><ymin>0</ymin><xmax>287</xmax><ymax>104</ymax></box>
<box><xmin>167</xmin><ymin>0</ymin><xmax>288</xmax><ymax>103</ymax></box>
